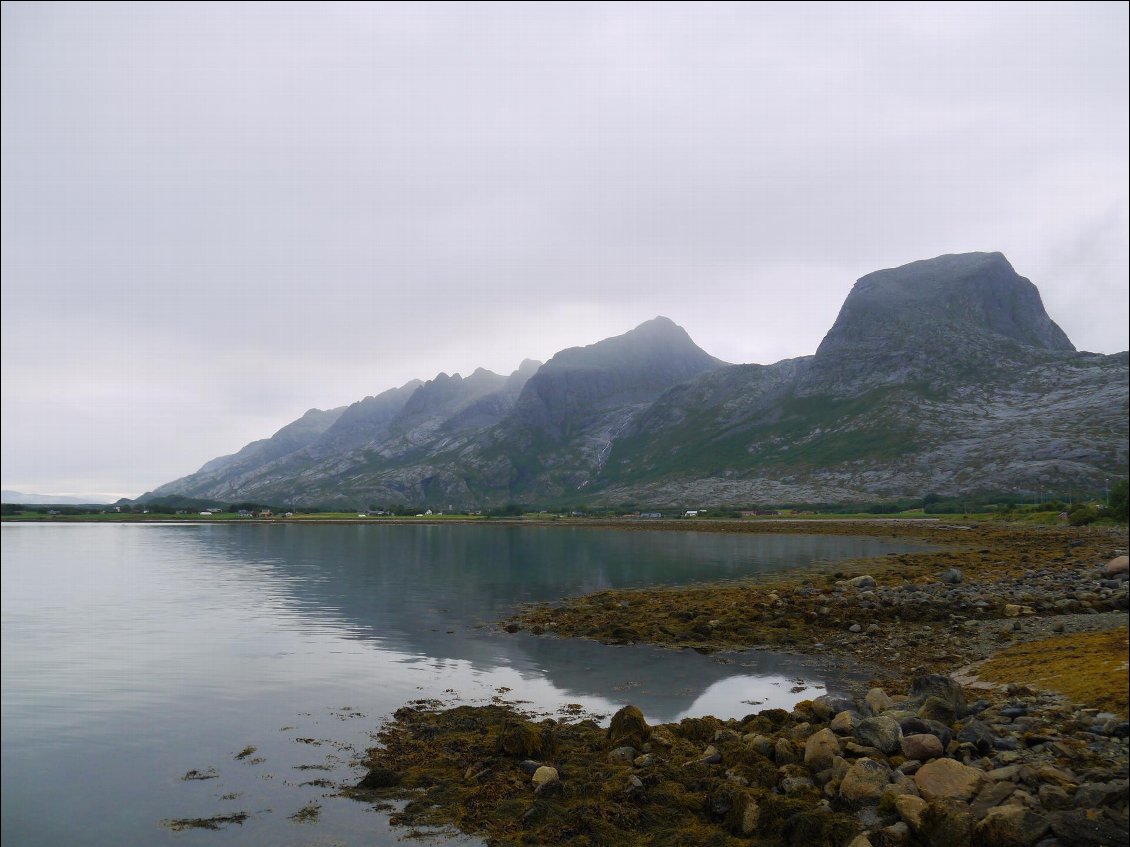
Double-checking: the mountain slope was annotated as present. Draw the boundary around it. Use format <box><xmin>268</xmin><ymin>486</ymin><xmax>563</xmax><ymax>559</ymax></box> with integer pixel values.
<box><xmin>145</xmin><ymin>254</ymin><xmax>1128</xmax><ymax>508</ymax></box>
<box><xmin>597</xmin><ymin>253</ymin><xmax>1124</xmax><ymax>505</ymax></box>
<box><xmin>484</xmin><ymin>316</ymin><xmax>728</xmax><ymax>497</ymax></box>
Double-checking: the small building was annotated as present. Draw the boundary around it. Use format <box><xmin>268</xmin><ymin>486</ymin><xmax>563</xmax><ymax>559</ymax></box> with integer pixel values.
<box><xmin>684</xmin><ymin>510</ymin><xmax>699</xmax><ymax>518</ymax></box>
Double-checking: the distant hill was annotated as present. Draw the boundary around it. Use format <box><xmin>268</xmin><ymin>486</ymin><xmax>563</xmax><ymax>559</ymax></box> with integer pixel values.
<box><xmin>142</xmin><ymin>253</ymin><xmax>1128</xmax><ymax>508</ymax></box>
<box><xmin>1</xmin><ymin>490</ymin><xmax>110</xmax><ymax>506</ymax></box>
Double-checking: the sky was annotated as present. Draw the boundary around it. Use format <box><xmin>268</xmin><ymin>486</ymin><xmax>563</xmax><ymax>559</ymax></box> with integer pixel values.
<box><xmin>2</xmin><ymin>1</ymin><xmax>1128</xmax><ymax>501</ymax></box>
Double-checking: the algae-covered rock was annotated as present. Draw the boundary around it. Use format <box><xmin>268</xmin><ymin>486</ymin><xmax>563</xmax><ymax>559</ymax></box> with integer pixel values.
<box><xmin>839</xmin><ymin>757</ymin><xmax>892</xmax><ymax>805</ymax></box>
<box><xmin>865</xmin><ymin>687</ymin><xmax>895</xmax><ymax>715</ymax></box>
<box><xmin>914</xmin><ymin>799</ymin><xmax>975</xmax><ymax>847</ymax></box>
<box><xmin>608</xmin><ymin>704</ymin><xmax>650</xmax><ymax>749</ymax></box>
<box><xmin>356</xmin><ymin>765</ymin><xmax>402</xmax><ymax>789</ymax></box>
<box><xmin>831</xmin><ymin>710</ymin><xmax>860</xmax><ymax>735</ymax></box>
<box><xmin>918</xmin><ymin>695</ymin><xmax>959</xmax><ymax>725</ymax></box>
<box><xmin>856</xmin><ymin>716</ymin><xmax>903</xmax><ymax>754</ymax></box>
<box><xmin>775</xmin><ymin>736</ymin><xmax>801</xmax><ymax>765</ymax></box>
<box><xmin>975</xmin><ymin>804</ymin><xmax>1049</xmax><ymax>847</ymax></box>
<box><xmin>894</xmin><ymin>793</ymin><xmax>928</xmax><ymax>831</ymax></box>
<box><xmin>499</xmin><ymin>719</ymin><xmax>543</xmax><ymax>757</ymax></box>
<box><xmin>782</xmin><ymin>807</ymin><xmax>861</xmax><ymax>846</ymax></box>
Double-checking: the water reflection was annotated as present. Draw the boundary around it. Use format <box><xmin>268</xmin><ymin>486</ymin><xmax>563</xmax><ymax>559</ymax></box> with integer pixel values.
<box><xmin>171</xmin><ymin>523</ymin><xmax>925</xmax><ymax>717</ymax></box>
<box><xmin>2</xmin><ymin>523</ymin><xmax>934</xmax><ymax>847</ymax></box>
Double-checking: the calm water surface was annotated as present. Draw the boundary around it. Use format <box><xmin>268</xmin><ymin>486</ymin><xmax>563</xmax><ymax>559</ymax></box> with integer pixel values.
<box><xmin>1</xmin><ymin>523</ymin><xmax>933</xmax><ymax>846</ymax></box>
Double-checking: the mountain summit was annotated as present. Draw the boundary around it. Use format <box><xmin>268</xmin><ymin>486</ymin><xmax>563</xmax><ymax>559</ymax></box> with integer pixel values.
<box><xmin>145</xmin><ymin>255</ymin><xmax>1127</xmax><ymax>508</ymax></box>
<box><xmin>821</xmin><ymin>252</ymin><xmax>1073</xmax><ymax>355</ymax></box>
<box><xmin>805</xmin><ymin>252</ymin><xmax>1076</xmax><ymax>394</ymax></box>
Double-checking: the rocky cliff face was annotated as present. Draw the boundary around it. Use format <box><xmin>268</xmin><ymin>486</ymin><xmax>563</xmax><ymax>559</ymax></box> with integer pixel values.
<box><xmin>802</xmin><ymin>252</ymin><xmax>1074</xmax><ymax>395</ymax></box>
<box><xmin>145</xmin><ymin>254</ymin><xmax>1128</xmax><ymax>508</ymax></box>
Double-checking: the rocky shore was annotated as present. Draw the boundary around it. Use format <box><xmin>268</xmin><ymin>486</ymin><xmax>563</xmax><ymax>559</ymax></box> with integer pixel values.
<box><xmin>502</xmin><ymin>523</ymin><xmax>1128</xmax><ymax>693</ymax></box>
<box><xmin>350</xmin><ymin>523</ymin><xmax>1127</xmax><ymax>845</ymax></box>
<box><xmin>354</xmin><ymin>673</ymin><xmax>1128</xmax><ymax>846</ymax></box>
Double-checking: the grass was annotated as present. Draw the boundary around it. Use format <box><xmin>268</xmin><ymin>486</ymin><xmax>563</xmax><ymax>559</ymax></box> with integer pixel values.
<box><xmin>975</xmin><ymin>628</ymin><xmax>1129</xmax><ymax>718</ymax></box>
<box><xmin>601</xmin><ymin>385</ymin><xmax>922</xmax><ymax>485</ymax></box>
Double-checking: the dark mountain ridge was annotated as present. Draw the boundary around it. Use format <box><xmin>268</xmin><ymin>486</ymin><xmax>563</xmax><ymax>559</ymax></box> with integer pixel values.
<box><xmin>144</xmin><ymin>253</ymin><xmax>1128</xmax><ymax>508</ymax></box>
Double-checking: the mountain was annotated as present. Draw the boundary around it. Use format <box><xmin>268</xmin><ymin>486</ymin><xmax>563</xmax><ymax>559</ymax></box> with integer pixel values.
<box><xmin>144</xmin><ymin>253</ymin><xmax>1128</xmax><ymax>508</ymax></box>
<box><xmin>484</xmin><ymin>316</ymin><xmax>727</xmax><ymax>497</ymax></box>
<box><xmin>800</xmin><ymin>252</ymin><xmax>1074</xmax><ymax>395</ymax></box>
<box><xmin>1</xmin><ymin>490</ymin><xmax>110</xmax><ymax>505</ymax></box>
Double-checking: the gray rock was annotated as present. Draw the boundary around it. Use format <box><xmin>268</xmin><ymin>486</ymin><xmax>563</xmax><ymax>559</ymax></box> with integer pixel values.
<box><xmin>910</xmin><ymin>674</ymin><xmax>967</xmax><ymax>717</ymax></box>
<box><xmin>939</xmin><ymin>568</ymin><xmax>965</xmax><ymax>585</ymax></box>
<box><xmin>957</xmin><ymin>719</ymin><xmax>996</xmax><ymax>754</ymax></box>
<box><xmin>1048</xmin><ymin>809</ymin><xmax>1130</xmax><ymax>847</ymax></box>
<box><xmin>607</xmin><ymin>746</ymin><xmax>637</xmax><ymax>764</ymax></box>
<box><xmin>856</xmin><ymin>716</ymin><xmax>903</xmax><ymax>755</ymax></box>
<box><xmin>1073</xmin><ymin>781</ymin><xmax>1128</xmax><ymax>810</ymax></box>
<box><xmin>914</xmin><ymin>758</ymin><xmax>984</xmax><ymax>802</ymax></box>
<box><xmin>975</xmin><ymin>805</ymin><xmax>1049</xmax><ymax>847</ymax></box>
<box><xmin>918</xmin><ymin>695</ymin><xmax>959</xmax><ymax>725</ymax></box>
<box><xmin>901</xmin><ymin>733</ymin><xmax>943</xmax><ymax>761</ymax></box>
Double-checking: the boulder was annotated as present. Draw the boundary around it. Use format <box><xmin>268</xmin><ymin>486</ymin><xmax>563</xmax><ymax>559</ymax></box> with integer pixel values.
<box><xmin>847</xmin><ymin>575</ymin><xmax>878</xmax><ymax>589</ymax></box>
<box><xmin>939</xmin><ymin>568</ymin><xmax>965</xmax><ymax>584</ymax></box>
<box><xmin>956</xmin><ymin>719</ymin><xmax>996</xmax><ymax>754</ymax></box>
<box><xmin>831</xmin><ymin>710</ymin><xmax>860</xmax><ymax>735</ymax></box>
<box><xmin>894</xmin><ymin>794</ymin><xmax>928</xmax><ymax>831</ymax></box>
<box><xmin>910</xmin><ymin>674</ymin><xmax>967</xmax><ymax>717</ymax></box>
<box><xmin>499</xmin><ymin>719</ymin><xmax>543</xmax><ymax>757</ymax></box>
<box><xmin>901</xmin><ymin>733</ymin><xmax>944</xmax><ymax>761</ymax></box>
<box><xmin>812</xmin><ymin>694</ymin><xmax>856</xmax><ymax>720</ymax></box>
<box><xmin>915</xmin><ymin>799</ymin><xmax>976</xmax><ymax>847</ymax></box>
<box><xmin>840</xmin><ymin>758</ymin><xmax>892</xmax><ymax>805</ymax></box>
<box><xmin>915</xmin><ymin>758</ymin><xmax>984</xmax><ymax>802</ymax></box>
<box><xmin>607</xmin><ymin>746</ymin><xmax>636</xmax><ymax>764</ymax></box>
<box><xmin>975</xmin><ymin>805</ymin><xmax>1050</xmax><ymax>847</ymax></box>
<box><xmin>804</xmin><ymin>727</ymin><xmax>842</xmax><ymax>772</ymax></box>
<box><xmin>856</xmin><ymin>716</ymin><xmax>903</xmax><ymax>754</ymax></box>
<box><xmin>865</xmin><ymin>687</ymin><xmax>894</xmax><ymax>715</ymax></box>
<box><xmin>531</xmin><ymin>765</ymin><xmax>559</xmax><ymax>789</ymax></box>
<box><xmin>1048</xmin><ymin>809</ymin><xmax>1130</xmax><ymax>847</ymax></box>
<box><xmin>357</xmin><ymin>766</ymin><xmax>402</xmax><ymax>789</ymax></box>
<box><xmin>775</xmin><ymin>736</ymin><xmax>800</xmax><ymax>765</ymax></box>
<box><xmin>607</xmin><ymin>704</ymin><xmax>649</xmax><ymax>749</ymax></box>
<box><xmin>918</xmin><ymin>695</ymin><xmax>959</xmax><ymax>725</ymax></box>
<box><xmin>1103</xmin><ymin>555</ymin><xmax>1129</xmax><ymax>576</ymax></box>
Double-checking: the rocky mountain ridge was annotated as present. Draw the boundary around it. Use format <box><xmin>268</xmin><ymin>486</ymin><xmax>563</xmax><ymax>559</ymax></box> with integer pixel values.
<box><xmin>146</xmin><ymin>253</ymin><xmax>1128</xmax><ymax>508</ymax></box>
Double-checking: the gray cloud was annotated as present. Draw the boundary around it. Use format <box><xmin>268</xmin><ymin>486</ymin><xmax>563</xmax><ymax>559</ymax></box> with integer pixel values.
<box><xmin>2</xmin><ymin>1</ymin><xmax>1127</xmax><ymax>498</ymax></box>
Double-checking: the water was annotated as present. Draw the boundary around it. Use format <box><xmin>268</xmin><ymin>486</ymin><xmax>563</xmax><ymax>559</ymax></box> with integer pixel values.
<box><xmin>1</xmin><ymin>523</ymin><xmax>932</xmax><ymax>845</ymax></box>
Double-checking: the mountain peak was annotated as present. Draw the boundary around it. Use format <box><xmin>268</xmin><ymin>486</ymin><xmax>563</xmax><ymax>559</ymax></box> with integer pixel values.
<box><xmin>817</xmin><ymin>251</ymin><xmax>1075</xmax><ymax>362</ymax></box>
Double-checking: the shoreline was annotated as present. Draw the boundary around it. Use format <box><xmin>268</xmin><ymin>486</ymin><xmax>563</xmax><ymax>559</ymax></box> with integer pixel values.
<box><xmin>345</xmin><ymin>521</ymin><xmax>1127</xmax><ymax>846</ymax></box>
<box><xmin>127</xmin><ymin>518</ymin><xmax>1129</xmax><ymax>842</ymax></box>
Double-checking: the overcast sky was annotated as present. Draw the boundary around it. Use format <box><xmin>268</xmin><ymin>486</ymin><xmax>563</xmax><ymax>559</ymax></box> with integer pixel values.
<box><xmin>2</xmin><ymin>1</ymin><xmax>1127</xmax><ymax>500</ymax></box>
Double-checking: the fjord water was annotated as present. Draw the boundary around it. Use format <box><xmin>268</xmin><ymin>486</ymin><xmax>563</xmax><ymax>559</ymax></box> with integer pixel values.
<box><xmin>1</xmin><ymin>523</ymin><xmax>932</xmax><ymax>846</ymax></box>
